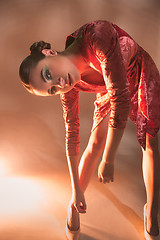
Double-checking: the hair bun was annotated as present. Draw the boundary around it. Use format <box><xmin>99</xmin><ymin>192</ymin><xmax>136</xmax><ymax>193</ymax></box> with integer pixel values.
<box><xmin>30</xmin><ymin>41</ymin><xmax>51</xmax><ymax>55</ymax></box>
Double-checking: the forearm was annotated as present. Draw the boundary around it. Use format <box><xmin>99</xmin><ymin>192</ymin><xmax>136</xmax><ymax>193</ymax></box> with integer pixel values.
<box><xmin>102</xmin><ymin>126</ymin><xmax>125</xmax><ymax>163</ymax></box>
<box><xmin>67</xmin><ymin>154</ymin><xmax>80</xmax><ymax>193</ymax></box>
<box><xmin>103</xmin><ymin>87</ymin><xmax>130</xmax><ymax>163</ymax></box>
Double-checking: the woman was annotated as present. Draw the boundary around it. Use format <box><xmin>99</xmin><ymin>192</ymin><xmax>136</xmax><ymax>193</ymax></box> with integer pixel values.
<box><xmin>19</xmin><ymin>20</ymin><xmax>160</xmax><ymax>240</ymax></box>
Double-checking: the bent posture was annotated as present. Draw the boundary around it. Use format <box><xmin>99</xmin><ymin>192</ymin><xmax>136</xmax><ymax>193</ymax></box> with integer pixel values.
<box><xmin>19</xmin><ymin>20</ymin><xmax>160</xmax><ymax>240</ymax></box>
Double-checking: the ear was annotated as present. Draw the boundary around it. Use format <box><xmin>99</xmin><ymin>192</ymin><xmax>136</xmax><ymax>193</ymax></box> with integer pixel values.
<box><xmin>42</xmin><ymin>49</ymin><xmax>57</xmax><ymax>56</ymax></box>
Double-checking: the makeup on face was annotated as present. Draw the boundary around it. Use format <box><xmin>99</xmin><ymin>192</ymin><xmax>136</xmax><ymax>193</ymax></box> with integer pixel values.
<box><xmin>41</xmin><ymin>66</ymin><xmax>53</xmax><ymax>83</ymax></box>
<box><xmin>40</xmin><ymin>65</ymin><xmax>75</xmax><ymax>95</ymax></box>
<box><xmin>30</xmin><ymin>55</ymin><xmax>81</xmax><ymax>96</ymax></box>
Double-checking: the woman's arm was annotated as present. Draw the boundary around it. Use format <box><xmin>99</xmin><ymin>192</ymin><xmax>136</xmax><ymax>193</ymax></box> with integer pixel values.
<box><xmin>85</xmin><ymin>21</ymin><xmax>130</xmax><ymax>182</ymax></box>
<box><xmin>60</xmin><ymin>89</ymin><xmax>86</xmax><ymax>213</ymax></box>
<box><xmin>85</xmin><ymin>21</ymin><xmax>130</xmax><ymax>129</ymax></box>
<box><xmin>67</xmin><ymin>155</ymin><xmax>86</xmax><ymax>213</ymax></box>
<box><xmin>60</xmin><ymin>88</ymin><xmax>80</xmax><ymax>157</ymax></box>
<box><xmin>100</xmin><ymin>24</ymin><xmax>130</xmax><ymax>169</ymax></box>
<box><xmin>98</xmin><ymin>127</ymin><xmax>124</xmax><ymax>183</ymax></box>
<box><xmin>102</xmin><ymin>127</ymin><xmax>124</xmax><ymax>163</ymax></box>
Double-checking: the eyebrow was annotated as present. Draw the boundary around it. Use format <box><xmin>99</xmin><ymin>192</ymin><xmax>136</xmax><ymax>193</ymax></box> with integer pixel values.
<box><xmin>41</xmin><ymin>69</ymin><xmax>47</xmax><ymax>83</ymax></box>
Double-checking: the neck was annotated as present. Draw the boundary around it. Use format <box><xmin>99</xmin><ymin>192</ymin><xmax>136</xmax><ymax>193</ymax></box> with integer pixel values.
<box><xmin>59</xmin><ymin>41</ymin><xmax>90</xmax><ymax>74</ymax></box>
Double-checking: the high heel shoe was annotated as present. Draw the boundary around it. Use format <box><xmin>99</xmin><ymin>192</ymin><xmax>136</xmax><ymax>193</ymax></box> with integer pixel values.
<box><xmin>65</xmin><ymin>222</ymin><xmax>80</xmax><ymax>240</ymax></box>
<box><xmin>144</xmin><ymin>204</ymin><xmax>160</xmax><ymax>240</ymax></box>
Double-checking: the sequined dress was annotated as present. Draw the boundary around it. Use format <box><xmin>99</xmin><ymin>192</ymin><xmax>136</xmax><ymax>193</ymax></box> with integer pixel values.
<box><xmin>60</xmin><ymin>20</ymin><xmax>160</xmax><ymax>156</ymax></box>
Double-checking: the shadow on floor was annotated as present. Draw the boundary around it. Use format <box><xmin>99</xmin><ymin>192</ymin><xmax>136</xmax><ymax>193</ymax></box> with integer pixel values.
<box><xmin>93</xmin><ymin>179</ymin><xmax>144</xmax><ymax>238</ymax></box>
<box><xmin>80</xmin><ymin>233</ymin><xmax>97</xmax><ymax>240</ymax></box>
<box><xmin>80</xmin><ymin>222</ymin><xmax>116</xmax><ymax>240</ymax></box>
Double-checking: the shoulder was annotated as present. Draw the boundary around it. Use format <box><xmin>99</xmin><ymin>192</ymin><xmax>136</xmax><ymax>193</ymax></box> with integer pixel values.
<box><xmin>65</xmin><ymin>20</ymin><xmax>115</xmax><ymax>49</ymax></box>
<box><xmin>83</xmin><ymin>20</ymin><xmax>115</xmax><ymax>37</ymax></box>
<box><xmin>84</xmin><ymin>20</ymin><xmax>113</xmax><ymax>30</ymax></box>
<box><xmin>82</xmin><ymin>20</ymin><xmax>118</xmax><ymax>49</ymax></box>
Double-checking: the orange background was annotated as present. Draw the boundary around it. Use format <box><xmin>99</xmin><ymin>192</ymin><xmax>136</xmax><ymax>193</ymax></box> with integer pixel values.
<box><xmin>0</xmin><ymin>1</ymin><xmax>159</xmax><ymax>239</ymax></box>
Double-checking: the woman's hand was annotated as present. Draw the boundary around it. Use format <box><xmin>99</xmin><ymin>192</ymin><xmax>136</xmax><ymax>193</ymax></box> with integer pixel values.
<box><xmin>98</xmin><ymin>161</ymin><xmax>114</xmax><ymax>183</ymax></box>
<box><xmin>70</xmin><ymin>189</ymin><xmax>87</xmax><ymax>214</ymax></box>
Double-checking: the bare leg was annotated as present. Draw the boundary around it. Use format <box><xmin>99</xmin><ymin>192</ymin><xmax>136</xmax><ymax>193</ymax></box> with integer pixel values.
<box><xmin>142</xmin><ymin>133</ymin><xmax>160</xmax><ymax>235</ymax></box>
<box><xmin>67</xmin><ymin>116</ymin><xmax>108</xmax><ymax>230</ymax></box>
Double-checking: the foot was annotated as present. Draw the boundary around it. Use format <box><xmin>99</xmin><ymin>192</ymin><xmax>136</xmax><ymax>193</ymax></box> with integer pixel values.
<box><xmin>144</xmin><ymin>204</ymin><xmax>159</xmax><ymax>237</ymax></box>
<box><xmin>67</xmin><ymin>204</ymin><xmax>80</xmax><ymax>231</ymax></box>
<box><xmin>147</xmin><ymin>216</ymin><xmax>159</xmax><ymax>236</ymax></box>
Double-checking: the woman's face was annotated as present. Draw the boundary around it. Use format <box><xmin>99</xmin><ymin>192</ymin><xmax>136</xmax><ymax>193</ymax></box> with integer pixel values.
<box><xmin>29</xmin><ymin>54</ymin><xmax>80</xmax><ymax>96</ymax></box>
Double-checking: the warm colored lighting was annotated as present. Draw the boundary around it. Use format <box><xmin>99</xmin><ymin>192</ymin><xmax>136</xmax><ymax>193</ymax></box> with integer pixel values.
<box><xmin>0</xmin><ymin>177</ymin><xmax>46</xmax><ymax>217</ymax></box>
<box><xmin>0</xmin><ymin>160</ymin><xmax>9</xmax><ymax>177</ymax></box>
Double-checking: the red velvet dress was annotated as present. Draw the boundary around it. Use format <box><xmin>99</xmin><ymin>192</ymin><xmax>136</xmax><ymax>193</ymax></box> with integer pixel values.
<box><xmin>60</xmin><ymin>20</ymin><xmax>160</xmax><ymax>156</ymax></box>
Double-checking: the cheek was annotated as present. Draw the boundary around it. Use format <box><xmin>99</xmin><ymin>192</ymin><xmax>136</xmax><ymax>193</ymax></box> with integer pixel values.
<box><xmin>55</xmin><ymin>59</ymin><xmax>73</xmax><ymax>75</ymax></box>
<box><xmin>30</xmin><ymin>80</ymin><xmax>50</xmax><ymax>95</ymax></box>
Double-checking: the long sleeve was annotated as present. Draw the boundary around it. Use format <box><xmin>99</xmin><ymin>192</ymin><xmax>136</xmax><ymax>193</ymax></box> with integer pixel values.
<box><xmin>60</xmin><ymin>88</ymin><xmax>80</xmax><ymax>157</ymax></box>
<box><xmin>84</xmin><ymin>21</ymin><xmax>130</xmax><ymax>128</ymax></box>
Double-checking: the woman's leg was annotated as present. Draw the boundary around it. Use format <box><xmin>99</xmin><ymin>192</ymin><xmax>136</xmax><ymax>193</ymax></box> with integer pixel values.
<box><xmin>142</xmin><ymin>133</ymin><xmax>160</xmax><ymax>235</ymax></box>
<box><xmin>67</xmin><ymin>116</ymin><xmax>108</xmax><ymax>231</ymax></box>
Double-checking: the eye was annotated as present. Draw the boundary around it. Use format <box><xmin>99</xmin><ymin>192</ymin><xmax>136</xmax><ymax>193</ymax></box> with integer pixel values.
<box><xmin>44</xmin><ymin>66</ymin><xmax>52</xmax><ymax>81</ymax></box>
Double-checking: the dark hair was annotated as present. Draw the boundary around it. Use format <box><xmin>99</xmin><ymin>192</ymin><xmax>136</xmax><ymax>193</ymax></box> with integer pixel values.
<box><xmin>19</xmin><ymin>41</ymin><xmax>51</xmax><ymax>91</ymax></box>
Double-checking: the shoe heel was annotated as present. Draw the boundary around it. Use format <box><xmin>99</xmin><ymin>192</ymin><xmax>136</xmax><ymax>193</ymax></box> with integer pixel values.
<box><xmin>144</xmin><ymin>204</ymin><xmax>159</xmax><ymax>240</ymax></box>
<box><xmin>66</xmin><ymin>222</ymin><xmax>80</xmax><ymax>240</ymax></box>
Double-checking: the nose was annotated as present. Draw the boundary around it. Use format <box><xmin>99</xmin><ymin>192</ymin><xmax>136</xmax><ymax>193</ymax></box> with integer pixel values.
<box><xmin>59</xmin><ymin>77</ymin><xmax>66</xmax><ymax>88</ymax></box>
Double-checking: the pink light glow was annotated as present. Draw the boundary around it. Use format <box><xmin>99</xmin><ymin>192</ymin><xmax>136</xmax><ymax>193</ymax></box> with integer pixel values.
<box><xmin>0</xmin><ymin>160</ymin><xmax>10</xmax><ymax>177</ymax></box>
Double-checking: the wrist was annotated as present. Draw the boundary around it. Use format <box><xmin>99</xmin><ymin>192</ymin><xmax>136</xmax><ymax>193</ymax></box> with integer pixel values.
<box><xmin>72</xmin><ymin>186</ymin><xmax>82</xmax><ymax>199</ymax></box>
<box><xmin>102</xmin><ymin>160</ymin><xmax>114</xmax><ymax>165</ymax></box>
<box><xmin>102</xmin><ymin>152</ymin><xmax>115</xmax><ymax>164</ymax></box>
<box><xmin>72</xmin><ymin>180</ymin><xmax>81</xmax><ymax>192</ymax></box>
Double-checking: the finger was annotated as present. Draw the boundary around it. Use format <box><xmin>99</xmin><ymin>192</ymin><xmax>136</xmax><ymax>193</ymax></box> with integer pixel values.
<box><xmin>79</xmin><ymin>208</ymin><xmax>86</xmax><ymax>213</ymax></box>
<box><xmin>77</xmin><ymin>205</ymin><xmax>86</xmax><ymax>214</ymax></box>
<box><xmin>103</xmin><ymin>178</ymin><xmax>111</xmax><ymax>183</ymax></box>
<box><xmin>98</xmin><ymin>176</ymin><xmax>102</xmax><ymax>182</ymax></box>
<box><xmin>79</xmin><ymin>207</ymin><xmax>86</xmax><ymax>213</ymax></box>
<box><xmin>103</xmin><ymin>177</ymin><xmax>109</xmax><ymax>183</ymax></box>
<box><xmin>101</xmin><ymin>176</ymin><xmax>105</xmax><ymax>183</ymax></box>
<box><xmin>80</xmin><ymin>202</ymin><xmax>86</xmax><ymax>212</ymax></box>
<box><xmin>102</xmin><ymin>178</ymin><xmax>107</xmax><ymax>184</ymax></box>
<box><xmin>73</xmin><ymin>203</ymin><xmax>79</xmax><ymax>213</ymax></box>
<box><xmin>74</xmin><ymin>202</ymin><xmax>86</xmax><ymax>214</ymax></box>
<box><xmin>81</xmin><ymin>200</ymin><xmax>87</xmax><ymax>211</ymax></box>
